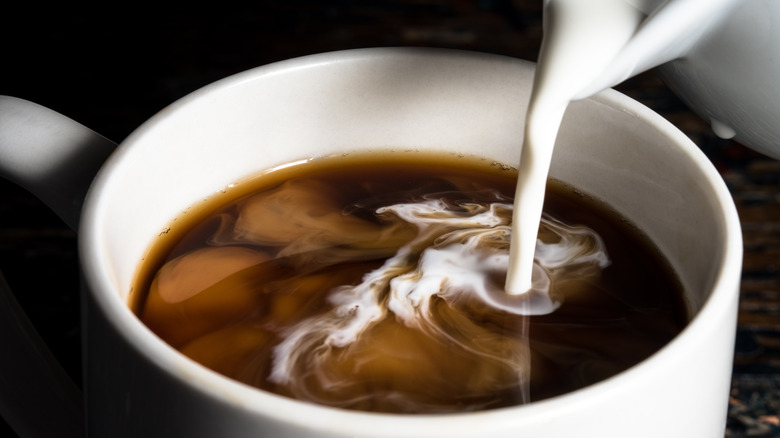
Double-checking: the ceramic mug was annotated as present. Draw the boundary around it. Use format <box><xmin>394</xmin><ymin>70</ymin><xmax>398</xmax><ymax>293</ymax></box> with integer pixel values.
<box><xmin>0</xmin><ymin>48</ymin><xmax>742</xmax><ymax>437</ymax></box>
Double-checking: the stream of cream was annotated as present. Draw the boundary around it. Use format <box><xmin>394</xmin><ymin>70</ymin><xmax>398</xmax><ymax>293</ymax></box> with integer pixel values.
<box><xmin>265</xmin><ymin>0</ymin><xmax>648</xmax><ymax>400</ymax></box>
<box><xmin>506</xmin><ymin>0</ymin><xmax>645</xmax><ymax>293</ymax></box>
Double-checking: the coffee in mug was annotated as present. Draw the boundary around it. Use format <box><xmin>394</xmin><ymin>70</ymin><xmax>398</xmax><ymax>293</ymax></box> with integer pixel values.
<box><xmin>129</xmin><ymin>150</ymin><xmax>687</xmax><ymax>414</ymax></box>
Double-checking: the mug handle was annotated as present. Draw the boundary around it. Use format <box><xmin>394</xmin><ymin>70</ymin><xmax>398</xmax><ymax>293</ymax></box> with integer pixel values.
<box><xmin>0</xmin><ymin>96</ymin><xmax>116</xmax><ymax>437</ymax></box>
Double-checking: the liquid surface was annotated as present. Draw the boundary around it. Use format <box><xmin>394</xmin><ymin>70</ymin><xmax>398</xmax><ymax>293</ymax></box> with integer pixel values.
<box><xmin>132</xmin><ymin>152</ymin><xmax>687</xmax><ymax>413</ymax></box>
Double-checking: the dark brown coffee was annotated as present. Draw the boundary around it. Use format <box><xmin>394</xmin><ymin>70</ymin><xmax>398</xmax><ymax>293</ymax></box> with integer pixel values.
<box><xmin>130</xmin><ymin>151</ymin><xmax>688</xmax><ymax>414</ymax></box>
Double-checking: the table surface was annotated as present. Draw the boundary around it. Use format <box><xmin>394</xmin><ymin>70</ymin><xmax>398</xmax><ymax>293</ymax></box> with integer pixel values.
<box><xmin>1</xmin><ymin>2</ymin><xmax>778</xmax><ymax>437</ymax></box>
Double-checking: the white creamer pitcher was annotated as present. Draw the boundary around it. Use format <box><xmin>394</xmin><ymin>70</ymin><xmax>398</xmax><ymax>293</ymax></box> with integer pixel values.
<box><xmin>563</xmin><ymin>0</ymin><xmax>779</xmax><ymax>157</ymax></box>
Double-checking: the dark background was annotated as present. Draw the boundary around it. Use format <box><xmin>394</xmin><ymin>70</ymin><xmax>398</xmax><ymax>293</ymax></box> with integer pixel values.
<box><xmin>1</xmin><ymin>2</ymin><xmax>778</xmax><ymax>437</ymax></box>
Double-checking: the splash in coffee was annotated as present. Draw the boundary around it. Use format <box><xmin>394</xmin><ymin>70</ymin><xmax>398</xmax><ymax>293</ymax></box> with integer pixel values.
<box><xmin>131</xmin><ymin>152</ymin><xmax>687</xmax><ymax>413</ymax></box>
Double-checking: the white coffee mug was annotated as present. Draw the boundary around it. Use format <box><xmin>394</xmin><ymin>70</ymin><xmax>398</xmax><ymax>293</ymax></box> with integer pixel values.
<box><xmin>0</xmin><ymin>48</ymin><xmax>742</xmax><ymax>437</ymax></box>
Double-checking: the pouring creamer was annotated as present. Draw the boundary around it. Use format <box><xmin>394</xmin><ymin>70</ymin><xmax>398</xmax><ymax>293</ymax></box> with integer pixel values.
<box><xmin>507</xmin><ymin>0</ymin><xmax>753</xmax><ymax>293</ymax></box>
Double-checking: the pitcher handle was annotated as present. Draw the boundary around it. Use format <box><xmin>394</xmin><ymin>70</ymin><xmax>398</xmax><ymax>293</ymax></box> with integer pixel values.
<box><xmin>0</xmin><ymin>96</ymin><xmax>116</xmax><ymax>437</ymax></box>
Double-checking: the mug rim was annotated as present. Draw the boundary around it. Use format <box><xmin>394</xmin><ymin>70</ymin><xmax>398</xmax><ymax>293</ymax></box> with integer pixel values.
<box><xmin>79</xmin><ymin>47</ymin><xmax>742</xmax><ymax>435</ymax></box>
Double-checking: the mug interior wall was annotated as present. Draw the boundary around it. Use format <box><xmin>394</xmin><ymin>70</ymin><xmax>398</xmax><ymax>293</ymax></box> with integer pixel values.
<box><xmin>98</xmin><ymin>50</ymin><xmax>532</xmax><ymax>298</ymax></box>
<box><xmin>552</xmin><ymin>96</ymin><xmax>727</xmax><ymax>313</ymax></box>
<box><xmin>97</xmin><ymin>49</ymin><xmax>725</xmax><ymax>318</ymax></box>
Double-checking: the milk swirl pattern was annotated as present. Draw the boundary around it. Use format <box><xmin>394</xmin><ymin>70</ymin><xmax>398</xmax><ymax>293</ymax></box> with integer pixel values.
<box><xmin>133</xmin><ymin>153</ymin><xmax>686</xmax><ymax>414</ymax></box>
<box><xmin>269</xmin><ymin>196</ymin><xmax>609</xmax><ymax>410</ymax></box>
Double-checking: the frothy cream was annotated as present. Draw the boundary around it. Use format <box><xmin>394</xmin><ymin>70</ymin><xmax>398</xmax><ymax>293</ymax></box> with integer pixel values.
<box><xmin>506</xmin><ymin>0</ymin><xmax>646</xmax><ymax>294</ymax></box>
<box><xmin>269</xmin><ymin>195</ymin><xmax>610</xmax><ymax>406</ymax></box>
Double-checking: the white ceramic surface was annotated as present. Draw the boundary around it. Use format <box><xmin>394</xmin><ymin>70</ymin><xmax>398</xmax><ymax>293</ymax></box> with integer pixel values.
<box><xmin>572</xmin><ymin>0</ymin><xmax>741</xmax><ymax>99</ymax></box>
<box><xmin>658</xmin><ymin>0</ymin><xmax>780</xmax><ymax>158</ymax></box>
<box><xmin>82</xmin><ymin>48</ymin><xmax>740</xmax><ymax>437</ymax></box>
<box><xmin>568</xmin><ymin>0</ymin><xmax>780</xmax><ymax>158</ymax></box>
<box><xmin>0</xmin><ymin>48</ymin><xmax>741</xmax><ymax>437</ymax></box>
